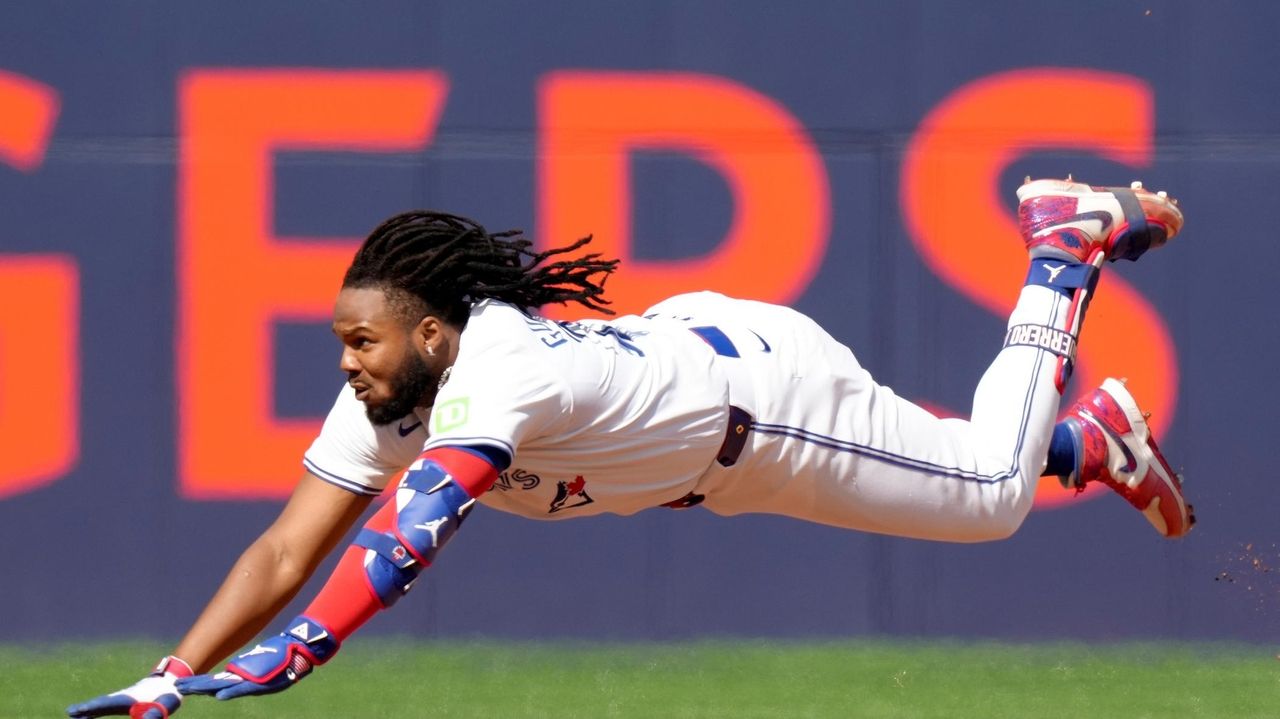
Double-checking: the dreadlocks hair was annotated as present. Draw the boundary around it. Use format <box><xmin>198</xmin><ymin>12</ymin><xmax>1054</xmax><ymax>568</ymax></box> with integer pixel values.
<box><xmin>342</xmin><ymin>210</ymin><xmax>621</xmax><ymax>326</ymax></box>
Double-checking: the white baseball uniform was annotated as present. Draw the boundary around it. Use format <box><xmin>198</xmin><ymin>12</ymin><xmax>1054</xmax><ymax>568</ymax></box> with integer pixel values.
<box><xmin>304</xmin><ymin>285</ymin><xmax>1071</xmax><ymax>542</ymax></box>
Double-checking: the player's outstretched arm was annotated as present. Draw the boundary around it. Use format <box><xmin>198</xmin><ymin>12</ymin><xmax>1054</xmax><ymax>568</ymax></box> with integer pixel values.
<box><xmin>66</xmin><ymin>472</ymin><xmax>372</xmax><ymax>719</ymax></box>
<box><xmin>175</xmin><ymin>446</ymin><xmax>497</xmax><ymax>703</ymax></box>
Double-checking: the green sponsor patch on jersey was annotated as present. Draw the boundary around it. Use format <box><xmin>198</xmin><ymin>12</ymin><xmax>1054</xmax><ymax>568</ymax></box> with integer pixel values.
<box><xmin>432</xmin><ymin>397</ymin><xmax>470</xmax><ymax>433</ymax></box>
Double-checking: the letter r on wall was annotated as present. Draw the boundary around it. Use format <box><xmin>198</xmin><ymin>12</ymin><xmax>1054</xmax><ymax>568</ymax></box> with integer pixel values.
<box><xmin>538</xmin><ymin>72</ymin><xmax>829</xmax><ymax>317</ymax></box>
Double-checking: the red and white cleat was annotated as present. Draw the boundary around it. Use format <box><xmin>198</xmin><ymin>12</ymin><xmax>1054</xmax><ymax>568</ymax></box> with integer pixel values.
<box><xmin>1017</xmin><ymin>178</ymin><xmax>1184</xmax><ymax>263</ymax></box>
<box><xmin>1059</xmin><ymin>378</ymin><xmax>1195</xmax><ymax>538</ymax></box>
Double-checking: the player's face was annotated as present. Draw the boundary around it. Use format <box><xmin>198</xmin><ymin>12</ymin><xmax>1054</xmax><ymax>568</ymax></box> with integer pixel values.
<box><xmin>332</xmin><ymin>287</ymin><xmax>437</xmax><ymax>425</ymax></box>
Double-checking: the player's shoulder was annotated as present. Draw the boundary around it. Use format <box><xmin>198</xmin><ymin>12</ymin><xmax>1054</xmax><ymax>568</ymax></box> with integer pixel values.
<box><xmin>453</xmin><ymin>300</ymin><xmax>570</xmax><ymax>381</ymax></box>
<box><xmin>462</xmin><ymin>299</ymin><xmax>577</xmax><ymax>352</ymax></box>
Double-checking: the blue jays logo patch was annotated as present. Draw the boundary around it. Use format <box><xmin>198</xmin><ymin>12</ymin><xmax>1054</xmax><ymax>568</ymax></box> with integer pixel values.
<box><xmin>549</xmin><ymin>475</ymin><xmax>593</xmax><ymax>514</ymax></box>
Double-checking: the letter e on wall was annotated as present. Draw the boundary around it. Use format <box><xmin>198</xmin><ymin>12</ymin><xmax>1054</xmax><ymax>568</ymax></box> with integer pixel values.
<box><xmin>178</xmin><ymin>69</ymin><xmax>446</xmax><ymax>499</ymax></box>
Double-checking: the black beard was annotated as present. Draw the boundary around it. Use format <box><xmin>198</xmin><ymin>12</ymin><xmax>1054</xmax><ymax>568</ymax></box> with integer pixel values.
<box><xmin>365</xmin><ymin>347</ymin><xmax>435</xmax><ymax>426</ymax></box>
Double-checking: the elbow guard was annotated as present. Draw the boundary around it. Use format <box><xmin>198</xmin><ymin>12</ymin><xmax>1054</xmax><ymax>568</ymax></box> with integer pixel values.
<box><xmin>351</xmin><ymin>458</ymin><xmax>477</xmax><ymax>607</ymax></box>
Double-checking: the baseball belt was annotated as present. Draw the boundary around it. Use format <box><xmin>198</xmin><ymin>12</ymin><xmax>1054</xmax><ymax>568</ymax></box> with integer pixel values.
<box><xmin>660</xmin><ymin>404</ymin><xmax>752</xmax><ymax>510</ymax></box>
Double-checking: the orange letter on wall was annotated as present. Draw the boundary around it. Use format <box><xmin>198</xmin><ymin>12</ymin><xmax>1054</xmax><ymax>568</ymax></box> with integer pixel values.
<box><xmin>900</xmin><ymin>68</ymin><xmax>1177</xmax><ymax>508</ymax></box>
<box><xmin>539</xmin><ymin>72</ymin><xmax>828</xmax><ymax>316</ymax></box>
<box><xmin>179</xmin><ymin>70</ymin><xmax>447</xmax><ymax>499</ymax></box>
<box><xmin>0</xmin><ymin>71</ymin><xmax>78</xmax><ymax>500</ymax></box>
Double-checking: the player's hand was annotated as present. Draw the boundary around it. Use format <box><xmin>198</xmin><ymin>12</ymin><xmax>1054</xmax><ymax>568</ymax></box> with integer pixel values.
<box><xmin>66</xmin><ymin>656</ymin><xmax>193</xmax><ymax>718</ymax></box>
<box><xmin>175</xmin><ymin>616</ymin><xmax>339</xmax><ymax>701</ymax></box>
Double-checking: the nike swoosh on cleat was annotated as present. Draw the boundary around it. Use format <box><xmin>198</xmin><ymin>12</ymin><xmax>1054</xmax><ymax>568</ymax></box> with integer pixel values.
<box><xmin>397</xmin><ymin>421</ymin><xmax>423</xmax><ymax>437</ymax></box>
<box><xmin>1097</xmin><ymin>423</ymin><xmax>1139</xmax><ymax>474</ymax></box>
<box><xmin>1029</xmin><ymin>209</ymin><xmax>1114</xmax><ymax>236</ymax></box>
<box><xmin>1117</xmin><ymin>440</ymin><xmax>1139</xmax><ymax>474</ymax></box>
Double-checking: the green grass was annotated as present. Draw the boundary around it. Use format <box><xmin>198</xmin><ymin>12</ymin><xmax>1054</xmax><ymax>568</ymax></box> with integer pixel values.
<box><xmin>6</xmin><ymin>639</ymin><xmax>1279</xmax><ymax>718</ymax></box>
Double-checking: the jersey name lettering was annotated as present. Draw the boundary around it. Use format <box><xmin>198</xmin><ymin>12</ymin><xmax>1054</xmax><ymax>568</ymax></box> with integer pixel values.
<box><xmin>494</xmin><ymin>467</ymin><xmax>541</xmax><ymax>491</ymax></box>
<box><xmin>520</xmin><ymin>314</ymin><xmax>645</xmax><ymax>356</ymax></box>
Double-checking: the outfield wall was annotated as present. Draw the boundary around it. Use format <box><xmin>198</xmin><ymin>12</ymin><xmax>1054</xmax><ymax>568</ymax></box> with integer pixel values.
<box><xmin>1</xmin><ymin>1</ymin><xmax>1277</xmax><ymax>642</ymax></box>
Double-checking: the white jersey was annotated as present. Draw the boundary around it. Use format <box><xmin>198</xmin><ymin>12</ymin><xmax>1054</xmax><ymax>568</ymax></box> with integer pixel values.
<box><xmin>306</xmin><ymin>286</ymin><xmax>1072</xmax><ymax>544</ymax></box>
<box><xmin>304</xmin><ymin>297</ymin><xmax>732</xmax><ymax>519</ymax></box>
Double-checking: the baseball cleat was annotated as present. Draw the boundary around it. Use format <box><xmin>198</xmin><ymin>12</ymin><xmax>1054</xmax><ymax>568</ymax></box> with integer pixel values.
<box><xmin>1017</xmin><ymin>177</ymin><xmax>1184</xmax><ymax>263</ymax></box>
<box><xmin>1058</xmin><ymin>377</ymin><xmax>1194</xmax><ymax>538</ymax></box>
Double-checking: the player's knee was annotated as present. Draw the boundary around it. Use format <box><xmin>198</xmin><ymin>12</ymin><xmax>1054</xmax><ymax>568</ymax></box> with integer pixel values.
<box><xmin>982</xmin><ymin>482</ymin><xmax>1035</xmax><ymax>540</ymax></box>
<box><xmin>955</xmin><ymin>478</ymin><xmax>1034</xmax><ymax>542</ymax></box>
<box><xmin>983</xmin><ymin>513</ymin><xmax>1026</xmax><ymax>541</ymax></box>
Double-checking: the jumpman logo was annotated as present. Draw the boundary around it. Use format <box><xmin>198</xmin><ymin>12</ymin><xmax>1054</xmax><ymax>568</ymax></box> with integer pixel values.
<box><xmin>414</xmin><ymin>517</ymin><xmax>450</xmax><ymax>547</ymax></box>
<box><xmin>1044</xmin><ymin>263</ymin><xmax>1067</xmax><ymax>283</ymax></box>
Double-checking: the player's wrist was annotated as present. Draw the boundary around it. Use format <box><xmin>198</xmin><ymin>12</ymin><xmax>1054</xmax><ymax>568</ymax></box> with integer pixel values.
<box><xmin>176</xmin><ymin>614</ymin><xmax>341</xmax><ymax>697</ymax></box>
<box><xmin>224</xmin><ymin>615</ymin><xmax>341</xmax><ymax>684</ymax></box>
<box><xmin>282</xmin><ymin>615</ymin><xmax>341</xmax><ymax>664</ymax></box>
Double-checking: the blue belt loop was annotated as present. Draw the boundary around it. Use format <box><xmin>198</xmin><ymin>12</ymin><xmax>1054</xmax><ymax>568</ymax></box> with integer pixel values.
<box><xmin>718</xmin><ymin>405</ymin><xmax>752</xmax><ymax>467</ymax></box>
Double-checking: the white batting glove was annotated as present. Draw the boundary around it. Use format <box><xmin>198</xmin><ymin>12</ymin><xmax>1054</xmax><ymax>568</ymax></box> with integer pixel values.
<box><xmin>67</xmin><ymin>655</ymin><xmax>193</xmax><ymax>719</ymax></box>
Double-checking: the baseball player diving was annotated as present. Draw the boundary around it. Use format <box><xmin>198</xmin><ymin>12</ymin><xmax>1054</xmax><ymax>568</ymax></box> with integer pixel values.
<box><xmin>69</xmin><ymin>177</ymin><xmax>1193</xmax><ymax>718</ymax></box>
